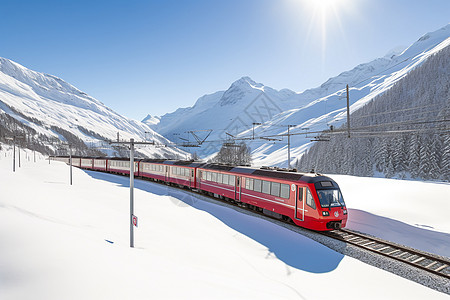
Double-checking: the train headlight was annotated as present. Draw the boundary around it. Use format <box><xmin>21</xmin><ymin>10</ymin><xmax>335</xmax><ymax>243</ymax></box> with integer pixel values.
<box><xmin>322</xmin><ymin>211</ymin><xmax>330</xmax><ymax>216</ymax></box>
<box><xmin>343</xmin><ymin>209</ymin><xmax>347</xmax><ymax>215</ymax></box>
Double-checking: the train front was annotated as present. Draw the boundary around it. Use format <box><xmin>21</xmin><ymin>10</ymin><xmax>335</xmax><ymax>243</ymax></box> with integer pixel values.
<box><xmin>310</xmin><ymin>177</ymin><xmax>348</xmax><ymax>230</ymax></box>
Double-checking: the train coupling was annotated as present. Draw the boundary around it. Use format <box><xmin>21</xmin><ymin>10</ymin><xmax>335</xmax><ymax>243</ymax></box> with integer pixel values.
<box><xmin>326</xmin><ymin>221</ymin><xmax>342</xmax><ymax>230</ymax></box>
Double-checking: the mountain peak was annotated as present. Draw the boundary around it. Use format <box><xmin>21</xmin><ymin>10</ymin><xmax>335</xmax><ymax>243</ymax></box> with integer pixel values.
<box><xmin>218</xmin><ymin>76</ymin><xmax>265</xmax><ymax>106</ymax></box>
<box><xmin>229</xmin><ymin>76</ymin><xmax>261</xmax><ymax>89</ymax></box>
<box><xmin>142</xmin><ymin>114</ymin><xmax>160</xmax><ymax>126</ymax></box>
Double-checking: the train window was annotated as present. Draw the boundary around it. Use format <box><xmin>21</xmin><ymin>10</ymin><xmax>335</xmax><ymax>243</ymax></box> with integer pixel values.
<box><xmin>253</xmin><ymin>179</ymin><xmax>262</xmax><ymax>192</ymax></box>
<box><xmin>306</xmin><ymin>188</ymin><xmax>316</xmax><ymax>210</ymax></box>
<box><xmin>319</xmin><ymin>181</ymin><xmax>333</xmax><ymax>188</ymax></box>
<box><xmin>206</xmin><ymin>172</ymin><xmax>211</xmax><ymax>181</ymax></box>
<box><xmin>298</xmin><ymin>187</ymin><xmax>303</xmax><ymax>201</ymax></box>
<box><xmin>262</xmin><ymin>181</ymin><xmax>271</xmax><ymax>194</ymax></box>
<box><xmin>229</xmin><ymin>175</ymin><xmax>235</xmax><ymax>186</ymax></box>
<box><xmin>280</xmin><ymin>184</ymin><xmax>290</xmax><ymax>199</ymax></box>
<box><xmin>217</xmin><ymin>173</ymin><xmax>223</xmax><ymax>184</ymax></box>
<box><xmin>245</xmin><ymin>178</ymin><xmax>253</xmax><ymax>190</ymax></box>
<box><xmin>222</xmin><ymin>174</ymin><xmax>229</xmax><ymax>185</ymax></box>
<box><xmin>271</xmin><ymin>182</ymin><xmax>280</xmax><ymax>197</ymax></box>
<box><xmin>211</xmin><ymin>172</ymin><xmax>217</xmax><ymax>182</ymax></box>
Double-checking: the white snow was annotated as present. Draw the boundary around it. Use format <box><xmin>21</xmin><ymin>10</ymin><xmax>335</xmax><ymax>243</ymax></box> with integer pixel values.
<box><xmin>0</xmin><ymin>148</ymin><xmax>449</xmax><ymax>299</ymax></box>
<box><xmin>333</xmin><ymin>175</ymin><xmax>450</xmax><ymax>258</ymax></box>
<box><xmin>0</xmin><ymin>58</ymin><xmax>187</xmax><ymax>159</ymax></box>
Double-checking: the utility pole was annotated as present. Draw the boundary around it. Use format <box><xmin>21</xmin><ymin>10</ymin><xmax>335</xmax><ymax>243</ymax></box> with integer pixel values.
<box><xmin>69</xmin><ymin>144</ymin><xmax>72</xmax><ymax>185</ymax></box>
<box><xmin>346</xmin><ymin>84</ymin><xmax>351</xmax><ymax>138</ymax></box>
<box><xmin>130</xmin><ymin>138</ymin><xmax>135</xmax><ymax>248</ymax></box>
<box><xmin>6</xmin><ymin>135</ymin><xmax>24</xmax><ymax>172</ymax></box>
<box><xmin>13</xmin><ymin>137</ymin><xmax>16</xmax><ymax>172</ymax></box>
<box><xmin>108</xmin><ymin>138</ymin><xmax>155</xmax><ymax>248</ymax></box>
<box><xmin>18</xmin><ymin>142</ymin><xmax>21</xmax><ymax>168</ymax></box>
<box><xmin>252</xmin><ymin>122</ymin><xmax>261</xmax><ymax>140</ymax></box>
<box><xmin>287</xmin><ymin>125</ymin><xmax>295</xmax><ymax>169</ymax></box>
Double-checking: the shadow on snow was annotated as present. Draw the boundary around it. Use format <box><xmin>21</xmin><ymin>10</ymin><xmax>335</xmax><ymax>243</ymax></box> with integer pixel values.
<box><xmin>84</xmin><ymin>170</ymin><xmax>345</xmax><ymax>273</ymax></box>
<box><xmin>347</xmin><ymin>209</ymin><xmax>450</xmax><ymax>259</ymax></box>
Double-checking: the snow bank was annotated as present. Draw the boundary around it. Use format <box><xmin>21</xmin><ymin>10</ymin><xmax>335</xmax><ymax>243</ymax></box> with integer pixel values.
<box><xmin>0</xmin><ymin>152</ymin><xmax>448</xmax><ymax>299</ymax></box>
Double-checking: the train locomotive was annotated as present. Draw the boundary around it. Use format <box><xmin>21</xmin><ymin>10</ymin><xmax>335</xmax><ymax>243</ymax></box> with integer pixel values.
<box><xmin>51</xmin><ymin>156</ymin><xmax>347</xmax><ymax>231</ymax></box>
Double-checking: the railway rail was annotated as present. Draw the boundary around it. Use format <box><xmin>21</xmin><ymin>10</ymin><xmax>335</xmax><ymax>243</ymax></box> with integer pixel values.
<box><xmin>322</xmin><ymin>228</ymin><xmax>450</xmax><ymax>280</ymax></box>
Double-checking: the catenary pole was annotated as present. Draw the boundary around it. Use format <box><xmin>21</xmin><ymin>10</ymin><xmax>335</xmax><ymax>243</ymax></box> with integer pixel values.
<box><xmin>346</xmin><ymin>84</ymin><xmax>351</xmax><ymax>138</ymax></box>
<box><xmin>130</xmin><ymin>138</ymin><xmax>135</xmax><ymax>248</ymax></box>
<box><xmin>13</xmin><ymin>136</ymin><xmax>16</xmax><ymax>172</ymax></box>
<box><xmin>108</xmin><ymin>138</ymin><xmax>155</xmax><ymax>248</ymax></box>
<box><xmin>69</xmin><ymin>144</ymin><xmax>72</xmax><ymax>185</ymax></box>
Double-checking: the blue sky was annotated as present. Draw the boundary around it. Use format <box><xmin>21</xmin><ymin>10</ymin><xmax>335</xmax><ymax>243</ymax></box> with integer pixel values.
<box><xmin>0</xmin><ymin>0</ymin><xmax>449</xmax><ymax>120</ymax></box>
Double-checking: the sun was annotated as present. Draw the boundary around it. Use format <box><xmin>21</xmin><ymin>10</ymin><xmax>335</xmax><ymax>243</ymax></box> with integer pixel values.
<box><xmin>311</xmin><ymin>0</ymin><xmax>346</xmax><ymax>11</ymax></box>
<box><xmin>294</xmin><ymin>0</ymin><xmax>351</xmax><ymax>59</ymax></box>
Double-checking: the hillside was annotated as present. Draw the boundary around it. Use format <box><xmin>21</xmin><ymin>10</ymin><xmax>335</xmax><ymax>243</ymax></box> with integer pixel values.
<box><xmin>0</xmin><ymin>58</ymin><xmax>186</xmax><ymax>158</ymax></box>
<box><xmin>147</xmin><ymin>24</ymin><xmax>450</xmax><ymax>166</ymax></box>
<box><xmin>297</xmin><ymin>45</ymin><xmax>450</xmax><ymax>181</ymax></box>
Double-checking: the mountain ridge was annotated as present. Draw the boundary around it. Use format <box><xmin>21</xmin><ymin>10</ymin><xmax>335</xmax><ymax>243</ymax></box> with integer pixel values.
<box><xmin>0</xmin><ymin>57</ymin><xmax>186</xmax><ymax>158</ymax></box>
<box><xmin>146</xmin><ymin>24</ymin><xmax>450</xmax><ymax>165</ymax></box>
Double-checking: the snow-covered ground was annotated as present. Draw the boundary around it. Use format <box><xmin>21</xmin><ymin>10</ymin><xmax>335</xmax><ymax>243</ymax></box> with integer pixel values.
<box><xmin>0</xmin><ymin>149</ymin><xmax>449</xmax><ymax>299</ymax></box>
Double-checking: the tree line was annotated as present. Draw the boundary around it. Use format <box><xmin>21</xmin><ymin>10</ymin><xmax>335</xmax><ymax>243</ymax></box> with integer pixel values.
<box><xmin>297</xmin><ymin>45</ymin><xmax>450</xmax><ymax>182</ymax></box>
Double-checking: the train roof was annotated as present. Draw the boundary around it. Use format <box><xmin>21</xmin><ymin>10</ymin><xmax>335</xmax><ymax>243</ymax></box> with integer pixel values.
<box><xmin>140</xmin><ymin>159</ymin><xmax>206</xmax><ymax>168</ymax></box>
<box><xmin>199</xmin><ymin>164</ymin><xmax>335</xmax><ymax>183</ymax></box>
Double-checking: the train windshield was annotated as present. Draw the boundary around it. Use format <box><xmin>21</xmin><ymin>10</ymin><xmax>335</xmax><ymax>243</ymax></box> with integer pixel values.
<box><xmin>317</xmin><ymin>189</ymin><xmax>345</xmax><ymax>208</ymax></box>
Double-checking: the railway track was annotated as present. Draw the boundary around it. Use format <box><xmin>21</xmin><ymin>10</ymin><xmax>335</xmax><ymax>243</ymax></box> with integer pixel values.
<box><xmin>322</xmin><ymin>228</ymin><xmax>450</xmax><ymax>280</ymax></box>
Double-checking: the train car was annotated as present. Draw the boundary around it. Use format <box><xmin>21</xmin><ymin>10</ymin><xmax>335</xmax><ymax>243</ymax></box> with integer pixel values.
<box><xmin>139</xmin><ymin>160</ymin><xmax>205</xmax><ymax>189</ymax></box>
<box><xmin>50</xmin><ymin>155</ymin><xmax>70</xmax><ymax>164</ymax></box>
<box><xmin>80</xmin><ymin>157</ymin><xmax>94</xmax><ymax>169</ymax></box>
<box><xmin>138</xmin><ymin>159</ymin><xmax>168</xmax><ymax>182</ymax></box>
<box><xmin>196</xmin><ymin>164</ymin><xmax>240</xmax><ymax>201</ymax></box>
<box><xmin>108</xmin><ymin>157</ymin><xmax>139</xmax><ymax>176</ymax></box>
<box><xmin>92</xmin><ymin>157</ymin><xmax>108</xmax><ymax>172</ymax></box>
<box><xmin>166</xmin><ymin>161</ymin><xmax>205</xmax><ymax>189</ymax></box>
<box><xmin>70</xmin><ymin>156</ymin><xmax>82</xmax><ymax>168</ymax></box>
<box><xmin>197</xmin><ymin>164</ymin><xmax>347</xmax><ymax>231</ymax></box>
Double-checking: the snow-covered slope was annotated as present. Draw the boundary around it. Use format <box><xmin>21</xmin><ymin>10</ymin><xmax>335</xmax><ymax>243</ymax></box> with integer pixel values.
<box><xmin>0</xmin><ymin>151</ymin><xmax>448</xmax><ymax>299</ymax></box>
<box><xmin>249</xmin><ymin>24</ymin><xmax>450</xmax><ymax>167</ymax></box>
<box><xmin>0</xmin><ymin>58</ymin><xmax>186</xmax><ymax>158</ymax></box>
<box><xmin>149</xmin><ymin>77</ymin><xmax>296</xmax><ymax>156</ymax></box>
<box><xmin>149</xmin><ymin>24</ymin><xmax>450</xmax><ymax>165</ymax></box>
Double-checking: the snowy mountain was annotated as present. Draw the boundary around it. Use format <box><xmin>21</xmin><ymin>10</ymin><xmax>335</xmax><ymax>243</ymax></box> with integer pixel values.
<box><xmin>0</xmin><ymin>58</ymin><xmax>186</xmax><ymax>158</ymax></box>
<box><xmin>142</xmin><ymin>114</ymin><xmax>161</xmax><ymax>126</ymax></box>
<box><xmin>149</xmin><ymin>77</ymin><xmax>296</xmax><ymax>157</ymax></box>
<box><xmin>149</xmin><ymin>24</ymin><xmax>450</xmax><ymax>166</ymax></box>
<box><xmin>298</xmin><ymin>46</ymin><xmax>450</xmax><ymax>181</ymax></box>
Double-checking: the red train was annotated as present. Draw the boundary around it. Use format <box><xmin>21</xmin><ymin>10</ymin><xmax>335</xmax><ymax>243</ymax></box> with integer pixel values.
<box><xmin>51</xmin><ymin>156</ymin><xmax>347</xmax><ymax>231</ymax></box>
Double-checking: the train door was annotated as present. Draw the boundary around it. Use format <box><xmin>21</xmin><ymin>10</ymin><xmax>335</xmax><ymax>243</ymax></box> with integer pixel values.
<box><xmin>190</xmin><ymin>168</ymin><xmax>194</xmax><ymax>188</ymax></box>
<box><xmin>235</xmin><ymin>176</ymin><xmax>241</xmax><ymax>201</ymax></box>
<box><xmin>165</xmin><ymin>166</ymin><xmax>168</xmax><ymax>182</ymax></box>
<box><xmin>197</xmin><ymin>170</ymin><xmax>202</xmax><ymax>189</ymax></box>
<box><xmin>295</xmin><ymin>186</ymin><xmax>305</xmax><ymax>221</ymax></box>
